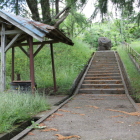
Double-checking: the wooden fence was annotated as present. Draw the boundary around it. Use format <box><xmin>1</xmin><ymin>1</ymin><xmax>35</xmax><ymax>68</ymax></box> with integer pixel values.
<box><xmin>125</xmin><ymin>45</ymin><xmax>140</xmax><ymax>71</ymax></box>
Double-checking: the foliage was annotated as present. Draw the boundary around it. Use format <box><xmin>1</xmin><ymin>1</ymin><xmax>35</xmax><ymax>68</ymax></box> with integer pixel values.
<box><xmin>129</xmin><ymin>41</ymin><xmax>140</xmax><ymax>53</ymax></box>
<box><xmin>60</xmin><ymin>11</ymin><xmax>89</xmax><ymax>37</ymax></box>
<box><xmin>117</xmin><ymin>45</ymin><xmax>140</xmax><ymax>101</ymax></box>
<box><xmin>83</xmin><ymin>18</ymin><xmax>140</xmax><ymax>48</ymax></box>
<box><xmin>93</xmin><ymin>0</ymin><xmax>137</xmax><ymax>22</ymax></box>
<box><xmin>6</xmin><ymin>39</ymin><xmax>95</xmax><ymax>94</ymax></box>
<box><xmin>0</xmin><ymin>0</ymin><xmax>88</xmax><ymax>27</ymax></box>
<box><xmin>0</xmin><ymin>0</ymin><xmax>28</xmax><ymax>16</ymax></box>
<box><xmin>83</xmin><ymin>26</ymin><xmax>100</xmax><ymax>48</ymax></box>
<box><xmin>0</xmin><ymin>92</ymin><xmax>50</xmax><ymax>133</ymax></box>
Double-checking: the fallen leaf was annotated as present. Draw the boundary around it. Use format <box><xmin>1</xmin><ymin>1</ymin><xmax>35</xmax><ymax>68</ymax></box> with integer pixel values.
<box><xmin>27</xmin><ymin>132</ymin><xmax>35</xmax><ymax>136</ymax></box>
<box><xmin>55</xmin><ymin>134</ymin><xmax>80</xmax><ymax>140</ymax></box>
<box><xmin>80</xmin><ymin>114</ymin><xmax>85</xmax><ymax>116</ymax></box>
<box><xmin>42</xmin><ymin>128</ymin><xmax>58</xmax><ymax>132</ymax></box>
<box><xmin>110</xmin><ymin>115</ymin><xmax>125</xmax><ymax>118</ymax></box>
<box><xmin>86</xmin><ymin>105</ymin><xmax>99</xmax><ymax>109</ymax></box>
<box><xmin>46</xmin><ymin>115</ymin><xmax>55</xmax><ymax>121</ymax></box>
<box><xmin>135</xmin><ymin>122</ymin><xmax>140</xmax><ymax>124</ymax></box>
<box><xmin>81</xmin><ymin>94</ymin><xmax>86</xmax><ymax>96</ymax></box>
<box><xmin>39</xmin><ymin>123</ymin><xmax>46</xmax><ymax>127</ymax></box>
<box><xmin>53</xmin><ymin>113</ymin><xmax>64</xmax><ymax>116</ymax></box>
<box><xmin>46</xmin><ymin>118</ymin><xmax>52</xmax><ymax>121</ymax></box>
<box><xmin>116</xmin><ymin>121</ymin><xmax>124</xmax><ymax>123</ymax></box>
<box><xmin>107</xmin><ymin>109</ymin><xmax>140</xmax><ymax>116</ymax></box>
<box><xmin>58</xmin><ymin>109</ymin><xmax>71</xmax><ymax>112</ymax></box>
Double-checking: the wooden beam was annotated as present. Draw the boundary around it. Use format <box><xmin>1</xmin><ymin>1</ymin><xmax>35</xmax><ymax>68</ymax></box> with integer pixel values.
<box><xmin>12</xmin><ymin>47</ymin><xmax>15</xmax><ymax>81</ymax></box>
<box><xmin>0</xmin><ymin>23</ymin><xmax>6</xmax><ymax>91</ymax></box>
<box><xmin>28</xmin><ymin>36</ymin><xmax>35</xmax><ymax>94</ymax></box>
<box><xmin>50</xmin><ymin>43</ymin><xmax>57</xmax><ymax>92</ymax></box>
<box><xmin>19</xmin><ymin>46</ymin><xmax>29</xmax><ymax>57</ymax></box>
<box><xmin>0</xmin><ymin>30</ymin><xmax>24</xmax><ymax>35</ymax></box>
<box><xmin>34</xmin><ymin>44</ymin><xmax>45</xmax><ymax>57</ymax></box>
<box><xmin>15</xmin><ymin>40</ymin><xmax>59</xmax><ymax>46</ymax></box>
<box><xmin>5</xmin><ymin>33</ymin><xmax>21</xmax><ymax>52</ymax></box>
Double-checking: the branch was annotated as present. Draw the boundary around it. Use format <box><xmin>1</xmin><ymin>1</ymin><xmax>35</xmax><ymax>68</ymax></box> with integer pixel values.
<box><xmin>53</xmin><ymin>6</ymin><xmax>70</xmax><ymax>19</ymax></box>
<box><xmin>54</xmin><ymin>8</ymin><xmax>70</xmax><ymax>27</ymax></box>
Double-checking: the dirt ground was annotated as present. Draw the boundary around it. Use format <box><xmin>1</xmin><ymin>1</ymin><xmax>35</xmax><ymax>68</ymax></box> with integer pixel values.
<box><xmin>21</xmin><ymin>94</ymin><xmax>140</xmax><ymax>140</ymax></box>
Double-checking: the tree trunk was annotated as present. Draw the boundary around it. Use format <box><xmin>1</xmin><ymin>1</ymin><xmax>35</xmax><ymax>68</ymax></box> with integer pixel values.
<box><xmin>15</xmin><ymin>0</ymin><xmax>19</xmax><ymax>15</ymax></box>
<box><xmin>55</xmin><ymin>0</ymin><xmax>59</xmax><ymax>15</ymax></box>
<box><xmin>40</xmin><ymin>0</ymin><xmax>51</xmax><ymax>23</ymax></box>
<box><xmin>26</xmin><ymin>0</ymin><xmax>40</xmax><ymax>21</ymax></box>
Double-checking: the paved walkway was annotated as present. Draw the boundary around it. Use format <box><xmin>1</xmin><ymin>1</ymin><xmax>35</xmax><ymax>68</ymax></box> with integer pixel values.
<box><xmin>21</xmin><ymin>94</ymin><xmax>140</xmax><ymax>140</ymax></box>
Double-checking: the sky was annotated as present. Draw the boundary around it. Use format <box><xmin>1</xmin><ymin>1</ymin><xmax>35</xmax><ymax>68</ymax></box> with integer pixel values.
<box><xmin>82</xmin><ymin>0</ymin><xmax>95</xmax><ymax>18</ymax></box>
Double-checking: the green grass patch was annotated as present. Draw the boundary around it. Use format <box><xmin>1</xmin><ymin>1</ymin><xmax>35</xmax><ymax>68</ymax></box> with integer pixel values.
<box><xmin>129</xmin><ymin>41</ymin><xmax>140</xmax><ymax>53</ymax></box>
<box><xmin>0</xmin><ymin>92</ymin><xmax>50</xmax><ymax>133</ymax></box>
<box><xmin>6</xmin><ymin>39</ymin><xmax>95</xmax><ymax>94</ymax></box>
<box><xmin>117</xmin><ymin>46</ymin><xmax>140</xmax><ymax>101</ymax></box>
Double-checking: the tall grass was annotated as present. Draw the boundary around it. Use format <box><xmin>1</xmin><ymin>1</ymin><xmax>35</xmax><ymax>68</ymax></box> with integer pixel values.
<box><xmin>6</xmin><ymin>39</ymin><xmax>95</xmax><ymax>94</ymax></box>
<box><xmin>129</xmin><ymin>41</ymin><xmax>140</xmax><ymax>53</ymax></box>
<box><xmin>0</xmin><ymin>92</ymin><xmax>50</xmax><ymax>133</ymax></box>
<box><xmin>117</xmin><ymin>46</ymin><xmax>140</xmax><ymax>101</ymax></box>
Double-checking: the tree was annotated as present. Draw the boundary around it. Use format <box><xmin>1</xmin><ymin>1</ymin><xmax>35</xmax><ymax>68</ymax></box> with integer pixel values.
<box><xmin>60</xmin><ymin>10</ymin><xmax>89</xmax><ymax>37</ymax></box>
<box><xmin>0</xmin><ymin>0</ymin><xmax>87</xmax><ymax>27</ymax></box>
<box><xmin>91</xmin><ymin>0</ymin><xmax>139</xmax><ymax>24</ymax></box>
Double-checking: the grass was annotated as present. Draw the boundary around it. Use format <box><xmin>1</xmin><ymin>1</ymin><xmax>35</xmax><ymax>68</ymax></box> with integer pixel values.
<box><xmin>0</xmin><ymin>92</ymin><xmax>50</xmax><ymax>133</ymax></box>
<box><xmin>129</xmin><ymin>41</ymin><xmax>140</xmax><ymax>53</ymax></box>
<box><xmin>6</xmin><ymin>39</ymin><xmax>95</xmax><ymax>94</ymax></box>
<box><xmin>1</xmin><ymin>39</ymin><xmax>95</xmax><ymax>133</ymax></box>
<box><xmin>117</xmin><ymin>45</ymin><xmax>140</xmax><ymax>101</ymax></box>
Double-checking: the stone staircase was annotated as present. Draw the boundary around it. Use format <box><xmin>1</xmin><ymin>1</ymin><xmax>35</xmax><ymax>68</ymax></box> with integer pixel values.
<box><xmin>79</xmin><ymin>51</ymin><xmax>125</xmax><ymax>94</ymax></box>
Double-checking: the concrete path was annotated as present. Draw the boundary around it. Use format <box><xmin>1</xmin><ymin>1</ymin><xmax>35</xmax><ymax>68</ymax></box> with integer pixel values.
<box><xmin>21</xmin><ymin>94</ymin><xmax>140</xmax><ymax>140</ymax></box>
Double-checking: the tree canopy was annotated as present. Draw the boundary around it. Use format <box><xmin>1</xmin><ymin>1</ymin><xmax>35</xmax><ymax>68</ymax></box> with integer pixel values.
<box><xmin>0</xmin><ymin>0</ymin><xmax>87</xmax><ymax>27</ymax></box>
<box><xmin>92</xmin><ymin>0</ymin><xmax>139</xmax><ymax>23</ymax></box>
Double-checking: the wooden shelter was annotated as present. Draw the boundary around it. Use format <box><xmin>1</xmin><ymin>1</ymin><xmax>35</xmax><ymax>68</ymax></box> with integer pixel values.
<box><xmin>0</xmin><ymin>10</ymin><xmax>74</xmax><ymax>93</ymax></box>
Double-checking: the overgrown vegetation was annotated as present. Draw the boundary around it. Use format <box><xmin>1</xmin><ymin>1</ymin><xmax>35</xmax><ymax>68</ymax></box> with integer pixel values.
<box><xmin>1</xmin><ymin>39</ymin><xmax>95</xmax><ymax>133</ymax></box>
<box><xmin>6</xmin><ymin>39</ymin><xmax>95</xmax><ymax>94</ymax></box>
<box><xmin>117</xmin><ymin>45</ymin><xmax>140</xmax><ymax>101</ymax></box>
<box><xmin>129</xmin><ymin>41</ymin><xmax>140</xmax><ymax>53</ymax></box>
<box><xmin>0</xmin><ymin>92</ymin><xmax>50</xmax><ymax>133</ymax></box>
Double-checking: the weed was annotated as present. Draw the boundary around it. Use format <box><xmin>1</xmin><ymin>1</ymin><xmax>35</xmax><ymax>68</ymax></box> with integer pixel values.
<box><xmin>117</xmin><ymin>45</ymin><xmax>140</xmax><ymax>101</ymax></box>
<box><xmin>0</xmin><ymin>92</ymin><xmax>50</xmax><ymax>133</ymax></box>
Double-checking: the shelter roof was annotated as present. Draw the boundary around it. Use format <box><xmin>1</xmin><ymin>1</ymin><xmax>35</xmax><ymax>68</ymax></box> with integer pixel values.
<box><xmin>0</xmin><ymin>10</ymin><xmax>74</xmax><ymax>47</ymax></box>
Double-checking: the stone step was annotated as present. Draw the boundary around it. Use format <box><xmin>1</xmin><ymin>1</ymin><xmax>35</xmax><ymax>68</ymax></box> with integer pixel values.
<box><xmin>92</xmin><ymin>61</ymin><xmax>117</xmax><ymax>63</ymax></box>
<box><xmin>89</xmin><ymin>68</ymin><xmax>119</xmax><ymax>71</ymax></box>
<box><xmin>81</xmin><ymin>84</ymin><xmax>124</xmax><ymax>88</ymax></box>
<box><xmin>83</xmin><ymin>80</ymin><xmax>123</xmax><ymax>84</ymax></box>
<box><xmin>79</xmin><ymin>51</ymin><xmax>126</xmax><ymax>95</ymax></box>
<box><xmin>91</xmin><ymin>63</ymin><xmax>118</xmax><ymax>66</ymax></box>
<box><xmin>88</xmin><ymin>71</ymin><xmax>120</xmax><ymax>73</ymax></box>
<box><xmin>86</xmin><ymin>73</ymin><xmax>120</xmax><ymax>77</ymax></box>
<box><xmin>90</xmin><ymin>65</ymin><xmax>118</xmax><ymax>67</ymax></box>
<box><xmin>84</xmin><ymin>76</ymin><xmax>122</xmax><ymax>80</ymax></box>
<box><xmin>79</xmin><ymin>88</ymin><xmax>125</xmax><ymax>94</ymax></box>
<box><xmin>94</xmin><ymin>58</ymin><xmax>116</xmax><ymax>59</ymax></box>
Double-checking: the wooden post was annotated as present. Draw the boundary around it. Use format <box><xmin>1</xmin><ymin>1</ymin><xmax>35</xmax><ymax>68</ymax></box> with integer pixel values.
<box><xmin>28</xmin><ymin>36</ymin><xmax>35</xmax><ymax>94</ymax></box>
<box><xmin>0</xmin><ymin>23</ymin><xmax>6</xmax><ymax>92</ymax></box>
<box><xmin>12</xmin><ymin>47</ymin><xmax>15</xmax><ymax>81</ymax></box>
<box><xmin>50</xmin><ymin>43</ymin><xmax>57</xmax><ymax>92</ymax></box>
